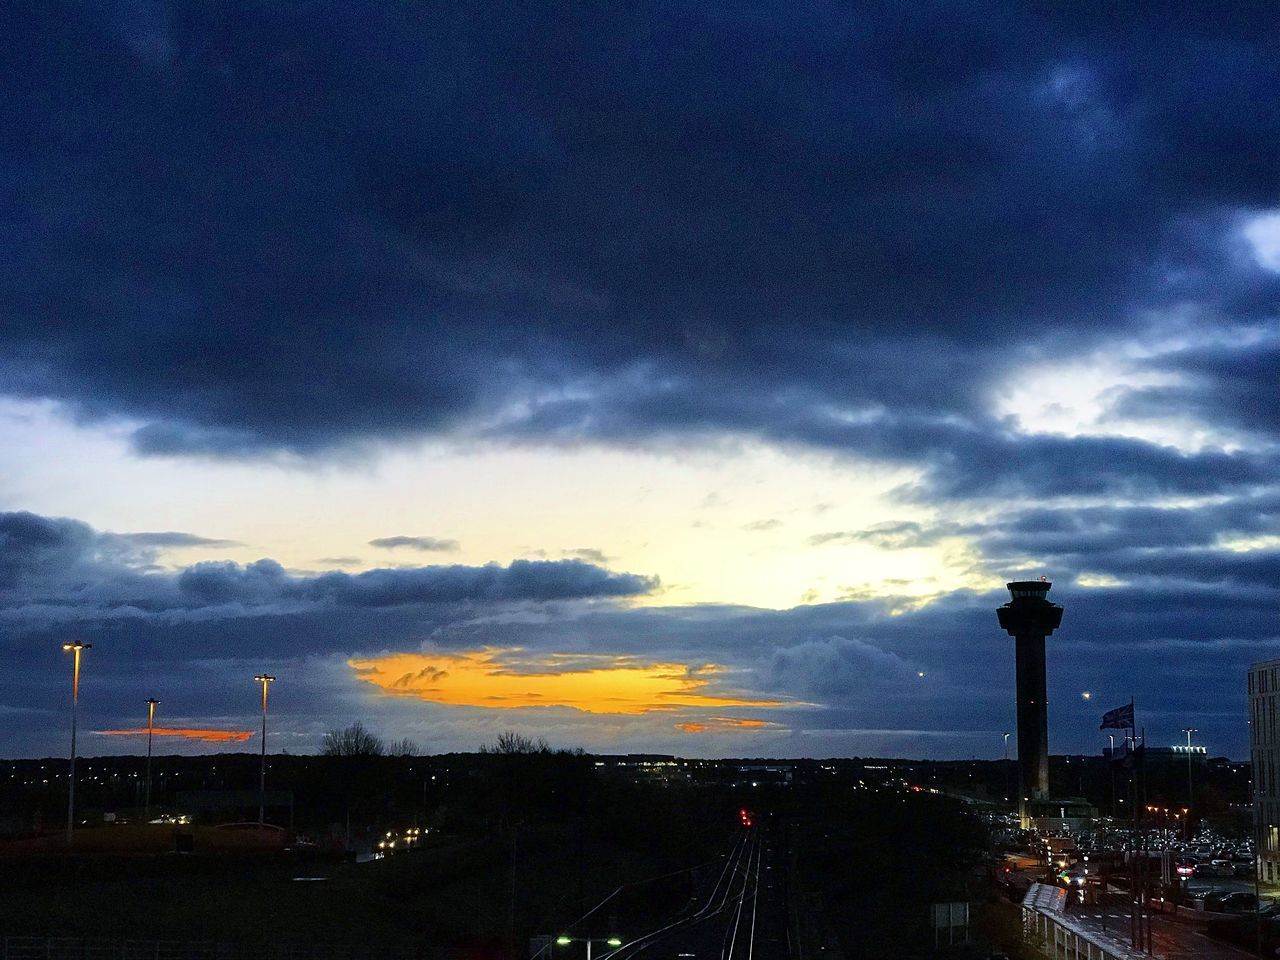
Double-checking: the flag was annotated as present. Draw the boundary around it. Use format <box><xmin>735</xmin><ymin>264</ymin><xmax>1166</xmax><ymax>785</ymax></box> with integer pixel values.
<box><xmin>1099</xmin><ymin>702</ymin><xmax>1134</xmax><ymax>730</ymax></box>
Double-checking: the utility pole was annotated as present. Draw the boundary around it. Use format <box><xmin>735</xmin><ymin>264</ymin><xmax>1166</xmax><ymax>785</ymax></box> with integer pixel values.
<box><xmin>1003</xmin><ymin>732</ymin><xmax>1011</xmax><ymax>808</ymax></box>
<box><xmin>1182</xmin><ymin>727</ymin><xmax>1192</xmax><ymax>814</ymax></box>
<box><xmin>254</xmin><ymin>674</ymin><xmax>275</xmax><ymax>824</ymax></box>
<box><xmin>63</xmin><ymin>641</ymin><xmax>91</xmax><ymax>845</ymax></box>
<box><xmin>1182</xmin><ymin>727</ymin><xmax>1197</xmax><ymax>839</ymax></box>
<box><xmin>145</xmin><ymin>698</ymin><xmax>160</xmax><ymax>820</ymax></box>
<box><xmin>1108</xmin><ymin>734</ymin><xmax>1117</xmax><ymax>818</ymax></box>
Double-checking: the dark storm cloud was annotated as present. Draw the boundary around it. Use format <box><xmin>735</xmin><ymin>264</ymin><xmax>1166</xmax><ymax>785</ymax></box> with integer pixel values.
<box><xmin>3</xmin><ymin>1</ymin><xmax>1278</xmax><ymax>493</ymax></box>
<box><xmin>368</xmin><ymin>536</ymin><xmax>461</xmax><ymax>552</ymax></box>
<box><xmin>0</xmin><ymin>511</ymin><xmax>658</xmax><ymax>641</ymax></box>
<box><xmin>0</xmin><ymin>511</ymin><xmax>235</xmax><ymax>589</ymax></box>
<box><xmin>833</xmin><ymin>493</ymin><xmax>1280</xmax><ymax>589</ymax></box>
<box><xmin>495</xmin><ymin>383</ymin><xmax>1277</xmax><ymax>499</ymax></box>
<box><xmin>764</xmin><ymin>635</ymin><xmax>914</xmax><ymax>699</ymax></box>
<box><xmin>0</xmin><ymin>511</ymin><xmax>93</xmax><ymax>589</ymax></box>
<box><xmin>108</xmin><ymin>531</ymin><xmax>240</xmax><ymax>550</ymax></box>
<box><xmin>1112</xmin><ymin>335</ymin><xmax>1280</xmax><ymax>440</ymax></box>
<box><xmin>564</xmin><ymin>548</ymin><xmax>610</xmax><ymax>564</ymax></box>
<box><xmin>809</xmin><ymin>521</ymin><xmax>942</xmax><ymax>549</ymax></box>
<box><xmin>979</xmin><ymin>494</ymin><xmax>1280</xmax><ymax>573</ymax></box>
<box><xmin>305</xmin><ymin>560</ymin><xmax>654</xmax><ymax>606</ymax></box>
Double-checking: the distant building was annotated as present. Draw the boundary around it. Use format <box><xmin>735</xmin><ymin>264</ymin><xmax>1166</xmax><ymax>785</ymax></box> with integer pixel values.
<box><xmin>1103</xmin><ymin>744</ymin><xmax>1207</xmax><ymax>766</ymax></box>
<box><xmin>1249</xmin><ymin>659</ymin><xmax>1280</xmax><ymax>882</ymax></box>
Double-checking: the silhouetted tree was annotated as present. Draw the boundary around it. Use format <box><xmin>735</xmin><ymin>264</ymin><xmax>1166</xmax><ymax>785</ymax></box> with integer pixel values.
<box><xmin>320</xmin><ymin>721</ymin><xmax>385</xmax><ymax>756</ymax></box>
<box><xmin>480</xmin><ymin>731</ymin><xmax>550</xmax><ymax>754</ymax></box>
<box><xmin>388</xmin><ymin>737</ymin><xmax>420</xmax><ymax>757</ymax></box>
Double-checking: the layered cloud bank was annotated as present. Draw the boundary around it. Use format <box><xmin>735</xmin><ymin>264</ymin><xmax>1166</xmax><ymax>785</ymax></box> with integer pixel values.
<box><xmin>3</xmin><ymin>3</ymin><xmax>1277</xmax><ymax>480</ymax></box>
<box><xmin>0</xmin><ymin>511</ymin><xmax>657</xmax><ymax>627</ymax></box>
<box><xmin>2</xmin><ymin>4</ymin><xmax>1279</xmax><ymax>757</ymax></box>
<box><xmin>2</xmin><ymin>501</ymin><xmax>1277</xmax><ymax>758</ymax></box>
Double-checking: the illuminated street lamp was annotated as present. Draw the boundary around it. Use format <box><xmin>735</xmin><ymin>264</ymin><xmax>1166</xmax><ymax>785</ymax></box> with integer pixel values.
<box><xmin>1182</xmin><ymin>727</ymin><xmax>1198</xmax><ymax>838</ymax></box>
<box><xmin>1182</xmin><ymin>727</ymin><xmax>1198</xmax><ymax>804</ymax></box>
<box><xmin>1002</xmin><ymin>732</ymin><xmax>1011</xmax><ymax>806</ymax></box>
<box><xmin>555</xmin><ymin>936</ymin><xmax>623</xmax><ymax>960</ymax></box>
<box><xmin>1108</xmin><ymin>734</ymin><xmax>1117</xmax><ymax>819</ymax></box>
<box><xmin>144</xmin><ymin>698</ymin><xmax>160</xmax><ymax>819</ymax></box>
<box><xmin>254</xmin><ymin>674</ymin><xmax>275</xmax><ymax>824</ymax></box>
<box><xmin>62</xmin><ymin>641</ymin><xmax>91</xmax><ymax>845</ymax></box>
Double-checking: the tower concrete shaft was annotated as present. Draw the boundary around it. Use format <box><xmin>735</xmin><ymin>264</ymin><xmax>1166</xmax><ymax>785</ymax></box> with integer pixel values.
<box><xmin>1014</xmin><ymin>633</ymin><xmax>1049</xmax><ymax>805</ymax></box>
<box><xmin>997</xmin><ymin>580</ymin><xmax>1063</xmax><ymax>826</ymax></box>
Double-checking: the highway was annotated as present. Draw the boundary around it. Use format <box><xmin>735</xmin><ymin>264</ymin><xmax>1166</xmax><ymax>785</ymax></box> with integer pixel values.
<box><xmin>607</xmin><ymin>818</ymin><xmax>790</xmax><ymax>960</ymax></box>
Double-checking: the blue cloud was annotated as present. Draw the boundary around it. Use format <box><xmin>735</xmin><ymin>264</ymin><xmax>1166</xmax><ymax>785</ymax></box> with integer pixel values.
<box><xmin>1</xmin><ymin>1</ymin><xmax>1276</xmax><ymax>494</ymax></box>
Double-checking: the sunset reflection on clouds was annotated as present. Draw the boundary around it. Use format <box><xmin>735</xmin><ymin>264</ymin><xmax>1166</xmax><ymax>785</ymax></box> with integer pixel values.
<box><xmin>349</xmin><ymin>648</ymin><xmax>780</xmax><ymax>717</ymax></box>
<box><xmin>95</xmin><ymin>728</ymin><xmax>254</xmax><ymax>743</ymax></box>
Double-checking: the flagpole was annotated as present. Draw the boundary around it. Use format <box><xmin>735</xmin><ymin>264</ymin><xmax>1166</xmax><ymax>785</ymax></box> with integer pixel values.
<box><xmin>1098</xmin><ymin>698</ymin><xmax>1142</xmax><ymax>950</ymax></box>
<box><xmin>1129</xmin><ymin>699</ymin><xmax>1139</xmax><ymax>952</ymax></box>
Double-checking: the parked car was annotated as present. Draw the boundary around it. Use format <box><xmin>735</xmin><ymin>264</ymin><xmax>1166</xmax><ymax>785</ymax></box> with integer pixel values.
<box><xmin>1214</xmin><ymin>893</ymin><xmax>1259</xmax><ymax>914</ymax></box>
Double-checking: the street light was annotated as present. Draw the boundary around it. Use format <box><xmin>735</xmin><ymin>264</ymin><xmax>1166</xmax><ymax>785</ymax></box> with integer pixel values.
<box><xmin>1108</xmin><ymin>733</ymin><xmax>1117</xmax><ymax>818</ymax></box>
<box><xmin>1002</xmin><ymin>732</ymin><xmax>1011</xmax><ymax>807</ymax></box>
<box><xmin>1182</xmin><ymin>727</ymin><xmax>1198</xmax><ymax>837</ymax></box>
<box><xmin>62</xmin><ymin>641</ymin><xmax>91</xmax><ymax>845</ymax></box>
<box><xmin>254</xmin><ymin>674</ymin><xmax>275</xmax><ymax>824</ymax></box>
<box><xmin>555</xmin><ymin>936</ymin><xmax>623</xmax><ymax>960</ymax></box>
<box><xmin>144</xmin><ymin>698</ymin><xmax>160</xmax><ymax>820</ymax></box>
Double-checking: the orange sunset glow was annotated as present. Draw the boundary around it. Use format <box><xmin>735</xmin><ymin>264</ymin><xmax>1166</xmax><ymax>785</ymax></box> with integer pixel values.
<box><xmin>675</xmin><ymin>717</ymin><xmax>778</xmax><ymax>734</ymax></box>
<box><xmin>95</xmin><ymin>728</ymin><xmax>254</xmax><ymax>743</ymax></box>
<box><xmin>348</xmin><ymin>648</ymin><xmax>781</xmax><ymax>716</ymax></box>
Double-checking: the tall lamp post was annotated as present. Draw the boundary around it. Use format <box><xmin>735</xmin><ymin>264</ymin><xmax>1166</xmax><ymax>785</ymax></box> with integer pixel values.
<box><xmin>1003</xmin><ymin>732</ymin><xmax>1012</xmax><ymax>809</ymax></box>
<box><xmin>1108</xmin><ymin>734</ymin><xmax>1117</xmax><ymax>819</ymax></box>
<box><xmin>254</xmin><ymin>674</ymin><xmax>275</xmax><ymax>824</ymax></box>
<box><xmin>144</xmin><ymin>698</ymin><xmax>160</xmax><ymax>820</ymax></box>
<box><xmin>1182</xmin><ymin>727</ymin><xmax>1197</xmax><ymax>838</ymax></box>
<box><xmin>62</xmin><ymin>641</ymin><xmax>91</xmax><ymax>845</ymax></box>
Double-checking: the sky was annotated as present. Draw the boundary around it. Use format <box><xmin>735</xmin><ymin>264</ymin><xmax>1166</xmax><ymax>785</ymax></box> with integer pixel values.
<box><xmin>2</xmin><ymin>2</ymin><xmax>1278</xmax><ymax>761</ymax></box>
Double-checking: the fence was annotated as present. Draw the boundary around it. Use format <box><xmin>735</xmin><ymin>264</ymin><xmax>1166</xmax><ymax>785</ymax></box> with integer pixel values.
<box><xmin>1021</xmin><ymin>884</ymin><xmax>1150</xmax><ymax>960</ymax></box>
<box><xmin>0</xmin><ymin>940</ymin><xmax>427</xmax><ymax>960</ymax></box>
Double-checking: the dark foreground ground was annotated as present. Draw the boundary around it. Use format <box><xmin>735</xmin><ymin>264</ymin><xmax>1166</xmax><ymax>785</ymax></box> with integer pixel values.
<box><xmin>0</xmin><ymin>759</ymin><xmax>988</xmax><ymax>960</ymax></box>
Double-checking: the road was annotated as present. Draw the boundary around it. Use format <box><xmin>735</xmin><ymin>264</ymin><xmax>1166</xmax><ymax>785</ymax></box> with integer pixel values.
<box><xmin>608</xmin><ymin>819</ymin><xmax>790</xmax><ymax>960</ymax></box>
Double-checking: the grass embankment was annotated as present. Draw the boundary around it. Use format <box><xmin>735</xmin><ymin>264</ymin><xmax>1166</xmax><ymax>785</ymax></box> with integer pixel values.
<box><xmin>0</xmin><ymin>823</ymin><xmax>722</xmax><ymax>950</ymax></box>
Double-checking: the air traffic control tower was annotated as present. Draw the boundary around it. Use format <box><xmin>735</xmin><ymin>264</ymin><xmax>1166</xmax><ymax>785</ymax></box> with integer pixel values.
<box><xmin>997</xmin><ymin>579</ymin><xmax>1063</xmax><ymax>827</ymax></box>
